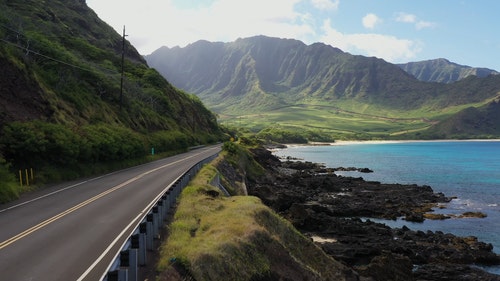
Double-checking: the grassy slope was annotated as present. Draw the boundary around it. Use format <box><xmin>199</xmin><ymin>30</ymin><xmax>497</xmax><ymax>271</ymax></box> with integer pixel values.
<box><xmin>158</xmin><ymin>146</ymin><xmax>355</xmax><ymax>280</ymax></box>
<box><xmin>0</xmin><ymin>0</ymin><xmax>225</xmax><ymax>201</ymax></box>
<box><xmin>219</xmin><ymin>97</ymin><xmax>497</xmax><ymax>140</ymax></box>
<box><xmin>147</xmin><ymin>36</ymin><xmax>500</xmax><ymax>140</ymax></box>
<box><xmin>0</xmin><ymin>0</ymin><xmax>220</xmax><ymax>133</ymax></box>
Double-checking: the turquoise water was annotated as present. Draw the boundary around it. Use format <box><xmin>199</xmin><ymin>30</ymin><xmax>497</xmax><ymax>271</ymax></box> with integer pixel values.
<box><xmin>273</xmin><ymin>141</ymin><xmax>500</xmax><ymax>274</ymax></box>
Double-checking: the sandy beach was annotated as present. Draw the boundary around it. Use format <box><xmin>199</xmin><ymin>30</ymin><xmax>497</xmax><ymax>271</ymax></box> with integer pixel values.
<box><xmin>301</xmin><ymin>139</ymin><xmax>500</xmax><ymax>146</ymax></box>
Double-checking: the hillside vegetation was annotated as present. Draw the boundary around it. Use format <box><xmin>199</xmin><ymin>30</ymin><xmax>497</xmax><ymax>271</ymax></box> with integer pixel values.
<box><xmin>146</xmin><ymin>36</ymin><xmax>500</xmax><ymax>140</ymax></box>
<box><xmin>0</xmin><ymin>0</ymin><xmax>224</xmax><ymax>202</ymax></box>
<box><xmin>157</xmin><ymin>142</ymin><xmax>357</xmax><ymax>280</ymax></box>
<box><xmin>398</xmin><ymin>58</ymin><xmax>499</xmax><ymax>83</ymax></box>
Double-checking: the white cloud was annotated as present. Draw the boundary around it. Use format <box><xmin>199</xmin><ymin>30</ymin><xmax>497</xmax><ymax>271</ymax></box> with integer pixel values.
<box><xmin>362</xmin><ymin>13</ymin><xmax>382</xmax><ymax>29</ymax></box>
<box><xmin>311</xmin><ymin>0</ymin><xmax>340</xmax><ymax>11</ymax></box>
<box><xmin>87</xmin><ymin>0</ymin><xmax>316</xmax><ymax>54</ymax></box>
<box><xmin>320</xmin><ymin>19</ymin><xmax>422</xmax><ymax>62</ymax></box>
<box><xmin>415</xmin><ymin>21</ymin><xmax>436</xmax><ymax>30</ymax></box>
<box><xmin>87</xmin><ymin>0</ymin><xmax>424</xmax><ymax>62</ymax></box>
<box><xmin>395</xmin><ymin>12</ymin><xmax>435</xmax><ymax>30</ymax></box>
<box><xmin>396</xmin><ymin>12</ymin><xmax>417</xmax><ymax>23</ymax></box>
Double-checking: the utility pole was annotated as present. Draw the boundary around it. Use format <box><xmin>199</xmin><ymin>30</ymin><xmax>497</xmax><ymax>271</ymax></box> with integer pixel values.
<box><xmin>120</xmin><ymin>25</ymin><xmax>127</xmax><ymax>110</ymax></box>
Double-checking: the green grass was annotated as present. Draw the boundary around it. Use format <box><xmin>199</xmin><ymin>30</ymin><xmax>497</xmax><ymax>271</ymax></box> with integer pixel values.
<box><xmin>158</xmin><ymin>165</ymin><xmax>275</xmax><ymax>279</ymax></box>
<box><xmin>220</xmin><ymin>104</ymin><xmax>430</xmax><ymax>139</ymax></box>
<box><xmin>0</xmin><ymin>158</ymin><xmax>22</xmax><ymax>203</ymax></box>
<box><xmin>157</xmin><ymin>147</ymin><xmax>352</xmax><ymax>280</ymax></box>
<box><xmin>0</xmin><ymin>0</ymin><xmax>225</xmax><ymax>192</ymax></box>
<box><xmin>218</xmin><ymin>97</ymin><xmax>496</xmax><ymax>140</ymax></box>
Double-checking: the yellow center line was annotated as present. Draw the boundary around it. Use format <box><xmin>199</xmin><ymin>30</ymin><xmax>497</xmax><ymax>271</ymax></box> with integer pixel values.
<box><xmin>0</xmin><ymin>153</ymin><xmax>199</xmax><ymax>250</ymax></box>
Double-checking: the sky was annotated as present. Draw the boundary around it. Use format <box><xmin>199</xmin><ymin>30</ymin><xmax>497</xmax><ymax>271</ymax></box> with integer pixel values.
<box><xmin>86</xmin><ymin>0</ymin><xmax>500</xmax><ymax>71</ymax></box>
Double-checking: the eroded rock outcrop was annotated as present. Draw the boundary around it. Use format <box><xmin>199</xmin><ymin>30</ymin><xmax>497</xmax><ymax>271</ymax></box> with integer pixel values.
<box><xmin>247</xmin><ymin>147</ymin><xmax>500</xmax><ymax>281</ymax></box>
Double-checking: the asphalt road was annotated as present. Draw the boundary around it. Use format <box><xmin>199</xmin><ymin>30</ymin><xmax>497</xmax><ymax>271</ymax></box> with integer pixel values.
<box><xmin>0</xmin><ymin>145</ymin><xmax>221</xmax><ymax>281</ymax></box>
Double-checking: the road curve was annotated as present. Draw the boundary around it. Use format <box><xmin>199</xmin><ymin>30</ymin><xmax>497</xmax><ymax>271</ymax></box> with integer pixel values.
<box><xmin>0</xmin><ymin>145</ymin><xmax>221</xmax><ymax>281</ymax></box>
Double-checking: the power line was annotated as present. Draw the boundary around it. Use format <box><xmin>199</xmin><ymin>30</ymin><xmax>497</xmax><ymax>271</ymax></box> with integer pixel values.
<box><xmin>120</xmin><ymin>25</ymin><xmax>127</xmax><ymax>110</ymax></box>
<box><xmin>0</xmin><ymin>38</ymin><xmax>97</xmax><ymax>73</ymax></box>
<box><xmin>0</xmin><ymin>23</ymin><xmax>121</xmax><ymax>76</ymax></box>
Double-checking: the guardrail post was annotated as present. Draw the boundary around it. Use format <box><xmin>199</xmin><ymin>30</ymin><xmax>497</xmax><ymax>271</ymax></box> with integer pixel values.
<box><xmin>152</xmin><ymin>206</ymin><xmax>159</xmax><ymax>237</ymax></box>
<box><xmin>182</xmin><ymin>175</ymin><xmax>188</xmax><ymax>188</ymax></box>
<box><xmin>156</xmin><ymin>201</ymin><xmax>163</xmax><ymax>222</ymax></box>
<box><xmin>165</xmin><ymin>190</ymin><xmax>173</xmax><ymax>210</ymax></box>
<box><xmin>161</xmin><ymin>195</ymin><xmax>168</xmax><ymax>217</ymax></box>
<box><xmin>159</xmin><ymin>196</ymin><xmax>167</xmax><ymax>219</ymax></box>
<box><xmin>119</xmin><ymin>249</ymin><xmax>136</xmax><ymax>281</ymax></box>
<box><xmin>146</xmin><ymin>215</ymin><xmax>154</xmax><ymax>250</ymax></box>
<box><xmin>107</xmin><ymin>269</ymin><xmax>127</xmax><ymax>281</ymax></box>
<box><xmin>174</xmin><ymin>180</ymin><xmax>181</xmax><ymax>197</ymax></box>
<box><xmin>138</xmin><ymin>224</ymin><xmax>147</xmax><ymax>264</ymax></box>
<box><xmin>102</xmin><ymin>152</ymin><xmax>220</xmax><ymax>280</ymax></box>
<box><xmin>132</xmin><ymin>233</ymin><xmax>146</xmax><ymax>266</ymax></box>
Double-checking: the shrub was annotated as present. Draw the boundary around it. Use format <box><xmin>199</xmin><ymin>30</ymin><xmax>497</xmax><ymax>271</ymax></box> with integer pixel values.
<box><xmin>148</xmin><ymin>130</ymin><xmax>190</xmax><ymax>154</ymax></box>
<box><xmin>0</xmin><ymin>157</ymin><xmax>19</xmax><ymax>203</ymax></box>
<box><xmin>256</xmin><ymin>127</ymin><xmax>308</xmax><ymax>143</ymax></box>
<box><xmin>82</xmin><ymin>124</ymin><xmax>146</xmax><ymax>162</ymax></box>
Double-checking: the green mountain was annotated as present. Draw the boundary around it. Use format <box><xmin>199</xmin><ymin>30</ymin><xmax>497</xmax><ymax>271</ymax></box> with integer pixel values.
<box><xmin>398</xmin><ymin>58</ymin><xmax>499</xmax><ymax>84</ymax></box>
<box><xmin>419</xmin><ymin>99</ymin><xmax>500</xmax><ymax>139</ymax></box>
<box><xmin>146</xmin><ymin>35</ymin><xmax>500</xmax><ymax>139</ymax></box>
<box><xmin>0</xmin><ymin>0</ymin><xmax>223</xmax><ymax>190</ymax></box>
<box><xmin>147</xmin><ymin>36</ymin><xmax>425</xmax><ymax>112</ymax></box>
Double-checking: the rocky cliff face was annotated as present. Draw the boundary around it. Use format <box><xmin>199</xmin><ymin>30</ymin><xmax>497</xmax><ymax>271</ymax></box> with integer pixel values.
<box><xmin>156</xmin><ymin>148</ymin><xmax>360</xmax><ymax>281</ymax></box>
<box><xmin>146</xmin><ymin>36</ymin><xmax>500</xmax><ymax>117</ymax></box>
<box><xmin>245</xmin><ymin>147</ymin><xmax>500</xmax><ymax>281</ymax></box>
<box><xmin>146</xmin><ymin>35</ymin><xmax>433</xmax><ymax>111</ymax></box>
<box><xmin>0</xmin><ymin>56</ymin><xmax>50</xmax><ymax>124</ymax></box>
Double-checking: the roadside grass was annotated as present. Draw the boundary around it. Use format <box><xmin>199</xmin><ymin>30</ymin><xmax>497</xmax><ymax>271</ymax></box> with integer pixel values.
<box><xmin>158</xmin><ymin>151</ymin><xmax>350</xmax><ymax>280</ymax></box>
<box><xmin>158</xmin><ymin>163</ymin><xmax>273</xmax><ymax>279</ymax></box>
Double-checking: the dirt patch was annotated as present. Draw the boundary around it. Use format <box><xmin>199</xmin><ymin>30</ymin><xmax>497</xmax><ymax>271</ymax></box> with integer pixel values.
<box><xmin>0</xmin><ymin>56</ymin><xmax>52</xmax><ymax>126</ymax></box>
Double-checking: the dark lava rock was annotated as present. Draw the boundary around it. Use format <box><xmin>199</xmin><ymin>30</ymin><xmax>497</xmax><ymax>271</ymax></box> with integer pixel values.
<box><xmin>246</xmin><ymin>147</ymin><xmax>500</xmax><ymax>281</ymax></box>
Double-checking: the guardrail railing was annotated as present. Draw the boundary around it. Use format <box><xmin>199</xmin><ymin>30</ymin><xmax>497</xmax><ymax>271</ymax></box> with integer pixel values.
<box><xmin>101</xmin><ymin>153</ymin><xmax>218</xmax><ymax>281</ymax></box>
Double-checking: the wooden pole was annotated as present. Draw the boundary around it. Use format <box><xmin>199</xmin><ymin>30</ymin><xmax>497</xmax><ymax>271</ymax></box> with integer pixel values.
<box><xmin>120</xmin><ymin>25</ymin><xmax>126</xmax><ymax>110</ymax></box>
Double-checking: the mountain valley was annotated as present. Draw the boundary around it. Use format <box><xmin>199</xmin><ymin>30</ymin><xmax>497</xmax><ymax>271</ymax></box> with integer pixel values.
<box><xmin>146</xmin><ymin>35</ymin><xmax>500</xmax><ymax>140</ymax></box>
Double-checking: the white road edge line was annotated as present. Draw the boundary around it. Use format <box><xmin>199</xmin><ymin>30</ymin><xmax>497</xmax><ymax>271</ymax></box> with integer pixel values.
<box><xmin>76</xmin><ymin>172</ymin><xmax>185</xmax><ymax>281</ymax></box>
<box><xmin>0</xmin><ymin>178</ymin><xmax>98</xmax><ymax>214</ymax></box>
<box><xmin>77</xmin><ymin>147</ymin><xmax>219</xmax><ymax>280</ymax></box>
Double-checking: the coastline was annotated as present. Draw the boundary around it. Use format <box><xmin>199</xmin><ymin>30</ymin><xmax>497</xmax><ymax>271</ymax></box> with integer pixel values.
<box><xmin>249</xmin><ymin>146</ymin><xmax>500</xmax><ymax>279</ymax></box>
<box><xmin>301</xmin><ymin>139</ymin><xmax>500</xmax><ymax>147</ymax></box>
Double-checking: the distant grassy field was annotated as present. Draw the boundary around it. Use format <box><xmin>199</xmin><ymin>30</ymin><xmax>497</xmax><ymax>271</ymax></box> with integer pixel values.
<box><xmin>218</xmin><ymin>105</ymin><xmax>433</xmax><ymax>139</ymax></box>
<box><xmin>218</xmin><ymin>98</ymin><xmax>494</xmax><ymax>140</ymax></box>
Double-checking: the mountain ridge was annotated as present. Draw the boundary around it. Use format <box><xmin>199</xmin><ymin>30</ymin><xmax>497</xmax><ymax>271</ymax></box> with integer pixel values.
<box><xmin>145</xmin><ymin>35</ymin><xmax>500</xmax><ymax>139</ymax></box>
<box><xmin>147</xmin><ymin>36</ymin><xmax>429</xmax><ymax>111</ymax></box>
<box><xmin>398</xmin><ymin>58</ymin><xmax>499</xmax><ymax>83</ymax></box>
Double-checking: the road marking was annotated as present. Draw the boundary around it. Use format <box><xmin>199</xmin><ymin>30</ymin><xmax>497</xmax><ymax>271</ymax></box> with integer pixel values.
<box><xmin>77</xmin><ymin>191</ymin><xmax>157</xmax><ymax>281</ymax></box>
<box><xmin>0</xmin><ymin>179</ymin><xmax>97</xmax><ymax>214</ymax></box>
<box><xmin>79</xmin><ymin>146</ymin><xmax>221</xmax><ymax>281</ymax></box>
<box><xmin>0</xmin><ymin>154</ymin><xmax>199</xmax><ymax>250</ymax></box>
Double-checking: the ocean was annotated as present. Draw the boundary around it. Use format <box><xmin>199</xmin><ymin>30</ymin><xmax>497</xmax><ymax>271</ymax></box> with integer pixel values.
<box><xmin>272</xmin><ymin>141</ymin><xmax>500</xmax><ymax>274</ymax></box>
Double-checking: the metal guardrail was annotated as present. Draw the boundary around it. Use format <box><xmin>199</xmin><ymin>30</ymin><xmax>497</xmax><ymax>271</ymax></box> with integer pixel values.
<box><xmin>209</xmin><ymin>173</ymin><xmax>230</xmax><ymax>197</ymax></box>
<box><xmin>101</xmin><ymin>153</ymin><xmax>218</xmax><ymax>281</ymax></box>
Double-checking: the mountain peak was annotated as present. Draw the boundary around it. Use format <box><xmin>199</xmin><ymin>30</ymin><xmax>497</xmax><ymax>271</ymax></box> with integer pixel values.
<box><xmin>145</xmin><ymin>36</ymin><xmax>434</xmax><ymax>111</ymax></box>
<box><xmin>144</xmin><ymin>35</ymin><xmax>500</xmax><ymax>138</ymax></box>
<box><xmin>398</xmin><ymin>58</ymin><xmax>499</xmax><ymax>83</ymax></box>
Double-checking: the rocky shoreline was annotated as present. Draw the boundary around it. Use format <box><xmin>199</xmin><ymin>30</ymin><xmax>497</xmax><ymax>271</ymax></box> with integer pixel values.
<box><xmin>247</xmin><ymin>147</ymin><xmax>500</xmax><ymax>280</ymax></box>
